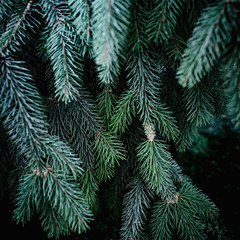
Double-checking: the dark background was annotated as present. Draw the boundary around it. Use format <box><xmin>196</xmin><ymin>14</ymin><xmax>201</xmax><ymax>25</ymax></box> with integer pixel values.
<box><xmin>176</xmin><ymin>120</ymin><xmax>240</xmax><ymax>240</ymax></box>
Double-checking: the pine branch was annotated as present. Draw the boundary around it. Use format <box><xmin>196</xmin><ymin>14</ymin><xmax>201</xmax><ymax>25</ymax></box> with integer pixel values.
<box><xmin>111</xmin><ymin>89</ymin><xmax>137</xmax><ymax>134</ymax></box>
<box><xmin>154</xmin><ymin>103</ymin><xmax>179</xmax><ymax>142</ymax></box>
<box><xmin>178</xmin><ymin>177</ymin><xmax>218</xmax><ymax>221</ymax></box>
<box><xmin>150</xmin><ymin>176</ymin><xmax>218</xmax><ymax>240</ymax></box>
<box><xmin>47</xmin><ymin>99</ymin><xmax>69</xmax><ymax>139</ymax></box>
<box><xmin>0</xmin><ymin>60</ymin><xmax>83</xmax><ymax>175</ymax></box>
<box><xmin>92</xmin><ymin>0</ymin><xmax>130</xmax><ymax>87</ymax></box>
<box><xmin>47</xmin><ymin>92</ymin><xmax>102</xmax><ymax>169</ymax></box>
<box><xmin>39</xmin><ymin>0</ymin><xmax>70</xmax><ymax>26</ymax></box>
<box><xmin>136</xmin><ymin>139</ymin><xmax>180</xmax><ymax>199</ymax></box>
<box><xmin>106</xmin><ymin>159</ymin><xmax>132</xmax><ymax>217</ymax></box>
<box><xmin>44</xmin><ymin>171</ymin><xmax>92</xmax><ymax>234</ymax></box>
<box><xmin>97</xmin><ymin>88</ymin><xmax>116</xmax><ymax>129</ymax></box>
<box><xmin>110</xmin><ymin>7</ymin><xmax>182</xmax><ymax>140</ymax></box>
<box><xmin>0</xmin><ymin>0</ymin><xmax>13</xmax><ymax>17</ymax></box>
<box><xmin>126</xmin><ymin>50</ymin><xmax>179</xmax><ymax>141</ymax></box>
<box><xmin>78</xmin><ymin>169</ymin><xmax>99</xmax><ymax>210</ymax></box>
<box><xmin>68</xmin><ymin>0</ymin><xmax>91</xmax><ymax>43</ymax></box>
<box><xmin>0</xmin><ymin>59</ymin><xmax>48</xmax><ymax>168</ymax></box>
<box><xmin>40</xmin><ymin>201</ymin><xmax>70</xmax><ymax>238</ymax></box>
<box><xmin>177</xmin><ymin>1</ymin><xmax>238</xmax><ymax>87</ymax></box>
<box><xmin>46</xmin><ymin>22</ymin><xmax>83</xmax><ymax>103</ymax></box>
<box><xmin>120</xmin><ymin>177</ymin><xmax>153</xmax><ymax>240</ymax></box>
<box><xmin>46</xmin><ymin>96</ymin><xmax>101</xmax><ymax>208</ymax></box>
<box><xmin>71</xmin><ymin>91</ymin><xmax>103</xmax><ymax>136</ymax></box>
<box><xmin>158</xmin><ymin>66</ymin><xmax>181</xmax><ymax>111</ymax></box>
<box><xmin>92</xmin><ymin>131</ymin><xmax>126</xmax><ymax>181</ymax></box>
<box><xmin>40</xmin><ymin>0</ymin><xmax>84</xmax><ymax>103</ymax></box>
<box><xmin>0</xmin><ymin>1</ymin><xmax>230</xmax><ymax>238</ymax></box>
<box><xmin>13</xmin><ymin>171</ymin><xmax>40</xmax><ymax>225</ymax></box>
<box><xmin>38</xmin><ymin>136</ymin><xmax>83</xmax><ymax>178</ymax></box>
<box><xmin>177</xmin><ymin>78</ymin><xmax>215</xmax><ymax>151</ymax></box>
<box><xmin>13</xmin><ymin>170</ymin><xmax>92</xmax><ymax>235</ymax></box>
<box><xmin>185</xmin><ymin>0</ymin><xmax>207</xmax><ymax>23</ymax></box>
<box><xmin>0</xmin><ymin>0</ymin><xmax>33</xmax><ymax>56</ymax></box>
<box><xmin>147</xmin><ymin>0</ymin><xmax>184</xmax><ymax>44</ymax></box>
<box><xmin>221</xmin><ymin>48</ymin><xmax>240</xmax><ymax>129</ymax></box>
<box><xmin>0</xmin><ymin>59</ymin><xmax>92</xmax><ymax>236</ymax></box>
<box><xmin>162</xmin><ymin>33</ymin><xmax>186</xmax><ymax>63</ymax></box>
<box><xmin>127</xmin><ymin>1</ymin><xmax>149</xmax><ymax>51</ymax></box>
<box><xmin>126</xmin><ymin>50</ymin><xmax>160</xmax><ymax>124</ymax></box>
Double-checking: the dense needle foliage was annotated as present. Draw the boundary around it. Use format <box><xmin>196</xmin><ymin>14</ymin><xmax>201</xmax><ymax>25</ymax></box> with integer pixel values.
<box><xmin>0</xmin><ymin>0</ymin><xmax>239</xmax><ymax>239</ymax></box>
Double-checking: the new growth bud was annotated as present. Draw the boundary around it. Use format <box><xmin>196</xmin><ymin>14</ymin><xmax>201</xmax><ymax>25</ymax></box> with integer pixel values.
<box><xmin>33</xmin><ymin>166</ymin><xmax>52</xmax><ymax>178</ymax></box>
<box><xmin>144</xmin><ymin>123</ymin><xmax>156</xmax><ymax>142</ymax></box>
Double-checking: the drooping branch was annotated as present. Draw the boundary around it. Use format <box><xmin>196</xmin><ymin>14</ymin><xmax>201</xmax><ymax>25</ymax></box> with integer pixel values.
<box><xmin>0</xmin><ymin>0</ymin><xmax>33</xmax><ymax>56</ymax></box>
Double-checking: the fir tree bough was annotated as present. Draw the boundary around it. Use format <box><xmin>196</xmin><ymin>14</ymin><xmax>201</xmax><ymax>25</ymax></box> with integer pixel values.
<box><xmin>0</xmin><ymin>0</ymin><xmax>239</xmax><ymax>239</ymax></box>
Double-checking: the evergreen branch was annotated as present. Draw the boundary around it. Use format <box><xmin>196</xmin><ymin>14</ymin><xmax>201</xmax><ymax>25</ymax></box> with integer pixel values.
<box><xmin>13</xmin><ymin>172</ymin><xmax>41</xmax><ymax>225</ymax></box>
<box><xmin>0</xmin><ymin>59</ymin><xmax>48</xmax><ymax>168</ymax></box>
<box><xmin>126</xmin><ymin>50</ymin><xmax>179</xmax><ymax>141</ymax></box>
<box><xmin>0</xmin><ymin>59</ymin><xmax>85</xmax><ymax>175</ymax></box>
<box><xmin>40</xmin><ymin>201</ymin><xmax>70</xmax><ymax>238</ymax></box>
<box><xmin>0</xmin><ymin>1</ymin><xmax>231</xmax><ymax>238</ymax></box>
<box><xmin>158</xmin><ymin>65</ymin><xmax>181</xmax><ymax>111</ymax></box>
<box><xmin>13</xmin><ymin>169</ymin><xmax>92</xmax><ymax>235</ymax></box>
<box><xmin>154</xmin><ymin>104</ymin><xmax>179</xmax><ymax>142</ymax></box>
<box><xmin>177</xmin><ymin>1</ymin><xmax>238</xmax><ymax>87</ymax></box>
<box><xmin>38</xmin><ymin>136</ymin><xmax>83</xmax><ymax>178</ymax></box>
<box><xmin>97</xmin><ymin>88</ymin><xmax>116</xmax><ymax>129</ymax></box>
<box><xmin>0</xmin><ymin>0</ymin><xmax>13</xmax><ymax>16</ymax></box>
<box><xmin>185</xmin><ymin>0</ymin><xmax>207</xmax><ymax>25</ymax></box>
<box><xmin>46</xmin><ymin>22</ymin><xmax>83</xmax><ymax>102</ymax></box>
<box><xmin>45</xmin><ymin>171</ymin><xmax>92</xmax><ymax>234</ymax></box>
<box><xmin>136</xmin><ymin>139</ymin><xmax>179</xmax><ymax>198</ymax></box>
<box><xmin>39</xmin><ymin>0</ymin><xmax>70</xmax><ymax>26</ymax></box>
<box><xmin>70</xmin><ymin>126</ymin><xmax>94</xmax><ymax>167</ymax></box>
<box><xmin>0</xmin><ymin>59</ymin><xmax>91</xmax><ymax>236</ymax></box>
<box><xmin>40</xmin><ymin>0</ymin><xmax>85</xmax><ymax>102</ymax></box>
<box><xmin>78</xmin><ymin>169</ymin><xmax>99</xmax><ymax>209</ymax></box>
<box><xmin>174</xmin><ymin>203</ymin><xmax>204</xmax><ymax>240</ymax></box>
<box><xmin>111</xmin><ymin>90</ymin><xmax>137</xmax><ymax>134</ymax></box>
<box><xmin>126</xmin><ymin>50</ymin><xmax>159</xmax><ymax>124</ymax></box>
<box><xmin>184</xmin><ymin>82</ymin><xmax>214</xmax><ymax>127</ymax></box>
<box><xmin>147</xmin><ymin>0</ymin><xmax>184</xmax><ymax>44</ymax></box>
<box><xmin>47</xmin><ymin>99</ymin><xmax>68</xmax><ymax>138</ymax></box>
<box><xmin>92</xmin><ymin>131</ymin><xmax>126</xmax><ymax>181</ymax></box>
<box><xmin>70</xmin><ymin>91</ymin><xmax>103</xmax><ymax>136</ymax></box>
<box><xmin>0</xmin><ymin>0</ymin><xmax>33</xmax><ymax>56</ymax></box>
<box><xmin>106</xmin><ymin>159</ymin><xmax>132</xmax><ymax>217</ymax></box>
<box><xmin>66</xmin><ymin>0</ymin><xmax>92</xmax><ymax>57</ymax></box>
<box><xmin>120</xmin><ymin>177</ymin><xmax>153</xmax><ymax>240</ymax></box>
<box><xmin>68</xmin><ymin>0</ymin><xmax>91</xmax><ymax>43</ymax></box>
<box><xmin>177</xmin><ymin>78</ymin><xmax>215</xmax><ymax>151</ymax></box>
<box><xmin>150</xmin><ymin>201</ymin><xmax>173</xmax><ymax>240</ymax></box>
<box><xmin>150</xmin><ymin>176</ymin><xmax>218</xmax><ymax>240</ymax></box>
<box><xmin>156</xmin><ymin>0</ymin><xmax>168</xmax><ymax>37</ymax></box>
<box><xmin>222</xmin><ymin>53</ymin><xmax>240</xmax><ymax>129</ymax></box>
<box><xmin>128</xmin><ymin>1</ymin><xmax>149</xmax><ymax>51</ymax></box>
<box><xmin>162</xmin><ymin>33</ymin><xmax>186</xmax><ymax>62</ymax></box>
<box><xmin>47</xmin><ymin>94</ymin><xmax>102</xmax><ymax>168</ymax></box>
<box><xmin>92</xmin><ymin>0</ymin><xmax>130</xmax><ymax>86</ymax></box>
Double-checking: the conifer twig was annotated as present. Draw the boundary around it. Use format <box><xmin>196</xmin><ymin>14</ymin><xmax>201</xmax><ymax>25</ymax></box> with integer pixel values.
<box><xmin>0</xmin><ymin>0</ymin><xmax>33</xmax><ymax>56</ymax></box>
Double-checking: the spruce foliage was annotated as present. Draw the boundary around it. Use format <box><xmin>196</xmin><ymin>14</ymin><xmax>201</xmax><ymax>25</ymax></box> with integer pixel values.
<box><xmin>0</xmin><ymin>0</ymin><xmax>239</xmax><ymax>239</ymax></box>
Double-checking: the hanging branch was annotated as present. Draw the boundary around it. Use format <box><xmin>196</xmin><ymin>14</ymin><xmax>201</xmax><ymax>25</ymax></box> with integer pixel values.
<box><xmin>177</xmin><ymin>1</ymin><xmax>238</xmax><ymax>87</ymax></box>
<box><xmin>0</xmin><ymin>0</ymin><xmax>33</xmax><ymax>56</ymax></box>
<box><xmin>92</xmin><ymin>0</ymin><xmax>130</xmax><ymax>87</ymax></box>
